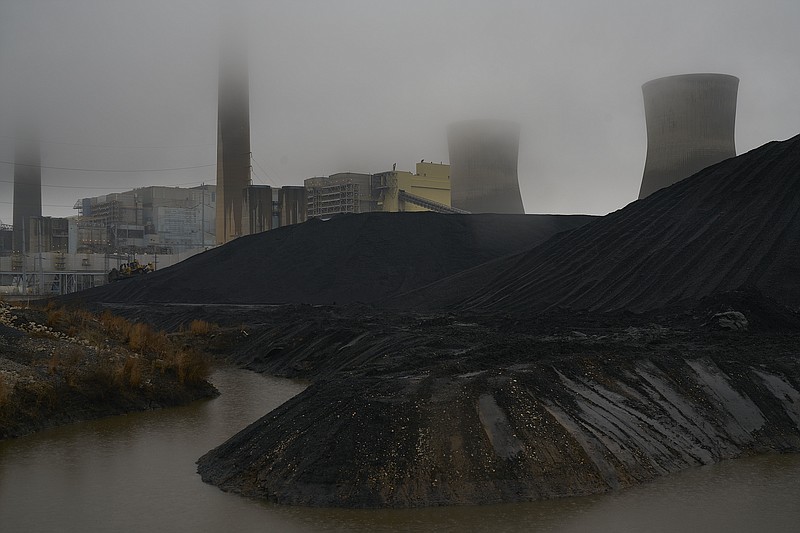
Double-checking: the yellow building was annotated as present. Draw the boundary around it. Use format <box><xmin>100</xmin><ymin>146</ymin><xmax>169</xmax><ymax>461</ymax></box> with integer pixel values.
<box><xmin>305</xmin><ymin>161</ymin><xmax>468</xmax><ymax>218</ymax></box>
<box><xmin>374</xmin><ymin>162</ymin><xmax>459</xmax><ymax>213</ymax></box>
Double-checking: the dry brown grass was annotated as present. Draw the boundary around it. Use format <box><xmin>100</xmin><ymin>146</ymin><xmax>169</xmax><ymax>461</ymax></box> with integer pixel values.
<box><xmin>68</xmin><ymin>308</ymin><xmax>96</xmax><ymax>329</ymax></box>
<box><xmin>131</xmin><ymin>325</ymin><xmax>171</xmax><ymax>357</ymax></box>
<box><xmin>84</xmin><ymin>357</ymin><xmax>118</xmax><ymax>392</ymax></box>
<box><xmin>0</xmin><ymin>376</ymin><xmax>11</xmax><ymax>407</ymax></box>
<box><xmin>34</xmin><ymin>306</ymin><xmax>213</xmax><ymax>390</ymax></box>
<box><xmin>188</xmin><ymin>319</ymin><xmax>216</xmax><ymax>336</ymax></box>
<box><xmin>116</xmin><ymin>356</ymin><xmax>143</xmax><ymax>388</ymax></box>
<box><xmin>98</xmin><ymin>310</ymin><xmax>133</xmax><ymax>340</ymax></box>
<box><xmin>128</xmin><ymin>323</ymin><xmax>155</xmax><ymax>353</ymax></box>
<box><xmin>160</xmin><ymin>348</ymin><xmax>210</xmax><ymax>384</ymax></box>
<box><xmin>30</xmin><ymin>381</ymin><xmax>58</xmax><ymax>410</ymax></box>
<box><xmin>42</xmin><ymin>345</ymin><xmax>84</xmax><ymax>384</ymax></box>
<box><xmin>46</xmin><ymin>353</ymin><xmax>60</xmax><ymax>375</ymax></box>
<box><xmin>45</xmin><ymin>307</ymin><xmax>68</xmax><ymax>328</ymax></box>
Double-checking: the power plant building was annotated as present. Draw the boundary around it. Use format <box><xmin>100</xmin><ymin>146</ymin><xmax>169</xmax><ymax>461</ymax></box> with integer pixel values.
<box><xmin>639</xmin><ymin>73</ymin><xmax>738</xmax><ymax>199</ymax></box>
<box><xmin>1</xmin><ymin>184</ymin><xmax>218</xmax><ymax>298</ymax></box>
<box><xmin>242</xmin><ymin>185</ymin><xmax>308</xmax><ymax>234</ymax></box>
<box><xmin>447</xmin><ymin>120</ymin><xmax>525</xmax><ymax>214</ymax></box>
<box><xmin>306</xmin><ymin>173</ymin><xmax>374</xmax><ymax>217</ymax></box>
<box><xmin>74</xmin><ymin>185</ymin><xmax>216</xmax><ymax>253</ymax></box>
<box><xmin>305</xmin><ymin>162</ymin><xmax>463</xmax><ymax>218</ymax></box>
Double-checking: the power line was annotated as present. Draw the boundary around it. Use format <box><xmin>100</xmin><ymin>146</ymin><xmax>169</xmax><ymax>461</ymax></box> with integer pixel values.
<box><xmin>0</xmin><ymin>200</ymin><xmax>80</xmax><ymax>207</ymax></box>
<box><xmin>0</xmin><ymin>179</ymin><xmax>209</xmax><ymax>189</ymax></box>
<box><xmin>0</xmin><ymin>135</ymin><xmax>215</xmax><ymax>150</ymax></box>
<box><xmin>249</xmin><ymin>163</ymin><xmax>268</xmax><ymax>186</ymax></box>
<box><xmin>251</xmin><ymin>154</ymin><xmax>276</xmax><ymax>186</ymax></box>
<box><xmin>0</xmin><ymin>160</ymin><xmax>215</xmax><ymax>172</ymax></box>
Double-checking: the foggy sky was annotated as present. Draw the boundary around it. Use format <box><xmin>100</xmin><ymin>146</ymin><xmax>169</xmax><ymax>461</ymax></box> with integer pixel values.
<box><xmin>1</xmin><ymin>0</ymin><xmax>799</xmax><ymax>225</ymax></box>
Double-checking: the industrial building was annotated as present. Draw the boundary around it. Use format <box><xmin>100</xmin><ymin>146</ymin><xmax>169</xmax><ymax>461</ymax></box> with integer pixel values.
<box><xmin>305</xmin><ymin>173</ymin><xmax>374</xmax><ymax>217</ymax></box>
<box><xmin>447</xmin><ymin>119</ymin><xmax>525</xmax><ymax>214</ymax></box>
<box><xmin>0</xmin><ymin>223</ymin><xmax>12</xmax><ymax>254</ymax></box>
<box><xmin>305</xmin><ymin>162</ymin><xmax>464</xmax><ymax>218</ymax></box>
<box><xmin>1</xmin><ymin>183</ymin><xmax>217</xmax><ymax>298</ymax></box>
<box><xmin>639</xmin><ymin>73</ymin><xmax>739</xmax><ymax>199</ymax></box>
<box><xmin>242</xmin><ymin>185</ymin><xmax>308</xmax><ymax>234</ymax></box>
<box><xmin>74</xmin><ymin>185</ymin><xmax>216</xmax><ymax>254</ymax></box>
<box><xmin>0</xmin><ymin>246</ymin><xmax>210</xmax><ymax>297</ymax></box>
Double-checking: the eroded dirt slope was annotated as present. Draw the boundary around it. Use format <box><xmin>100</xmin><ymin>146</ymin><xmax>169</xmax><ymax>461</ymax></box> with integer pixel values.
<box><xmin>197</xmin><ymin>302</ymin><xmax>800</xmax><ymax>507</ymax></box>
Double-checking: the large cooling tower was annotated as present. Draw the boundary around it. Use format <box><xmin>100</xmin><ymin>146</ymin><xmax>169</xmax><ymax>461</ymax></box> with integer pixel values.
<box><xmin>448</xmin><ymin>119</ymin><xmax>525</xmax><ymax>214</ymax></box>
<box><xmin>639</xmin><ymin>73</ymin><xmax>738</xmax><ymax>199</ymax></box>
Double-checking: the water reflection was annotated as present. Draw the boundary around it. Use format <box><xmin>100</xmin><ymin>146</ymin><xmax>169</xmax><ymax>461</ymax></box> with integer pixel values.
<box><xmin>0</xmin><ymin>368</ymin><xmax>798</xmax><ymax>533</ymax></box>
<box><xmin>266</xmin><ymin>454</ymin><xmax>800</xmax><ymax>533</ymax></box>
<box><xmin>0</xmin><ymin>368</ymin><xmax>308</xmax><ymax>533</ymax></box>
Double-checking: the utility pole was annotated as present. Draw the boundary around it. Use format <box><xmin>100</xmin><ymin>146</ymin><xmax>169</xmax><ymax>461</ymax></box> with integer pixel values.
<box><xmin>201</xmin><ymin>182</ymin><xmax>205</xmax><ymax>249</ymax></box>
<box><xmin>21</xmin><ymin>217</ymin><xmax>27</xmax><ymax>300</ymax></box>
<box><xmin>38</xmin><ymin>217</ymin><xmax>44</xmax><ymax>295</ymax></box>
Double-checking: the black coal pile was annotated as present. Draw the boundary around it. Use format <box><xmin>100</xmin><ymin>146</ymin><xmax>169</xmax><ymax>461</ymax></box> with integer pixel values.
<box><xmin>395</xmin><ymin>134</ymin><xmax>800</xmax><ymax>313</ymax></box>
<box><xmin>65</xmin><ymin>212</ymin><xmax>594</xmax><ymax>305</ymax></box>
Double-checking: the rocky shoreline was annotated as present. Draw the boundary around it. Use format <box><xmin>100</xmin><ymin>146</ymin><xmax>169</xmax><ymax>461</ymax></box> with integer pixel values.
<box><xmin>0</xmin><ymin>301</ymin><xmax>218</xmax><ymax>439</ymax></box>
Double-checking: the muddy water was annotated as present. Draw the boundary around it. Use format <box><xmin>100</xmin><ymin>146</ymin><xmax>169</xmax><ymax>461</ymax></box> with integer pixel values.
<box><xmin>1</xmin><ymin>368</ymin><xmax>799</xmax><ymax>533</ymax></box>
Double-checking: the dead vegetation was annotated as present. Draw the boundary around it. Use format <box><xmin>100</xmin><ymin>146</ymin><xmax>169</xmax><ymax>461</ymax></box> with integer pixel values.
<box><xmin>0</xmin><ymin>375</ymin><xmax>10</xmax><ymax>408</ymax></box>
<box><xmin>189</xmin><ymin>319</ymin><xmax>216</xmax><ymax>336</ymax></box>
<box><xmin>0</xmin><ymin>301</ymin><xmax>217</xmax><ymax>438</ymax></box>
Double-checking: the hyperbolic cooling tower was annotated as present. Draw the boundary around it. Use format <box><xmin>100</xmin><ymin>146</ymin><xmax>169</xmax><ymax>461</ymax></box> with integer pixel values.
<box><xmin>448</xmin><ymin>119</ymin><xmax>525</xmax><ymax>214</ymax></box>
<box><xmin>639</xmin><ymin>73</ymin><xmax>738</xmax><ymax>199</ymax></box>
<box><xmin>215</xmin><ymin>36</ymin><xmax>251</xmax><ymax>244</ymax></box>
<box><xmin>12</xmin><ymin>137</ymin><xmax>42</xmax><ymax>252</ymax></box>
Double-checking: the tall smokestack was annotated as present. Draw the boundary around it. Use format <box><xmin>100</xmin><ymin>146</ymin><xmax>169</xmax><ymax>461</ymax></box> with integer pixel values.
<box><xmin>447</xmin><ymin>119</ymin><xmax>525</xmax><ymax>214</ymax></box>
<box><xmin>215</xmin><ymin>31</ymin><xmax>251</xmax><ymax>244</ymax></box>
<box><xmin>639</xmin><ymin>73</ymin><xmax>738</xmax><ymax>199</ymax></box>
<box><xmin>12</xmin><ymin>135</ymin><xmax>42</xmax><ymax>252</ymax></box>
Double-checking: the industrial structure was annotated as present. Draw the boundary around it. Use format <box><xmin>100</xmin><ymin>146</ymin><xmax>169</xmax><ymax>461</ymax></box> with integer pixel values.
<box><xmin>242</xmin><ymin>185</ymin><xmax>307</xmax><ymax>234</ymax></box>
<box><xmin>305</xmin><ymin>173</ymin><xmax>375</xmax><ymax>217</ymax></box>
<box><xmin>447</xmin><ymin>120</ymin><xmax>525</xmax><ymax>214</ymax></box>
<box><xmin>639</xmin><ymin>73</ymin><xmax>739</xmax><ymax>199</ymax></box>
<box><xmin>0</xmin><ymin>184</ymin><xmax>217</xmax><ymax>297</ymax></box>
<box><xmin>74</xmin><ymin>185</ymin><xmax>216</xmax><ymax>254</ymax></box>
<box><xmin>12</xmin><ymin>136</ymin><xmax>42</xmax><ymax>253</ymax></box>
<box><xmin>215</xmin><ymin>36</ymin><xmax>251</xmax><ymax>244</ymax></box>
<box><xmin>0</xmin><ymin>224</ymin><xmax>11</xmax><ymax>254</ymax></box>
<box><xmin>305</xmin><ymin>162</ymin><xmax>464</xmax><ymax>218</ymax></box>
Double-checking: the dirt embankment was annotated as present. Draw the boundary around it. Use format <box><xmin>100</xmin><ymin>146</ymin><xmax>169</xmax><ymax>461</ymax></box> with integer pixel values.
<box><xmin>196</xmin><ymin>299</ymin><xmax>800</xmax><ymax>507</ymax></box>
<box><xmin>0</xmin><ymin>302</ymin><xmax>217</xmax><ymax>439</ymax></box>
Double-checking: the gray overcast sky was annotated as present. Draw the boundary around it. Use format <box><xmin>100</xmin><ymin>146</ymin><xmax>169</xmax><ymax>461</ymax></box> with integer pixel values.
<box><xmin>1</xmin><ymin>0</ymin><xmax>799</xmax><ymax>225</ymax></box>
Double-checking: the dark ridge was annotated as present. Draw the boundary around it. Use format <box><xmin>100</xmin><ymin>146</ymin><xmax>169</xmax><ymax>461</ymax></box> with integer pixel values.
<box><xmin>61</xmin><ymin>212</ymin><xmax>595</xmax><ymax>305</ymax></box>
<box><xmin>392</xmin><ymin>134</ymin><xmax>800</xmax><ymax>313</ymax></box>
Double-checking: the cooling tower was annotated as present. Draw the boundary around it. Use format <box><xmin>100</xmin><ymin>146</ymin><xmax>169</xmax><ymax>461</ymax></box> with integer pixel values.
<box><xmin>447</xmin><ymin>119</ymin><xmax>525</xmax><ymax>214</ymax></box>
<box><xmin>12</xmin><ymin>137</ymin><xmax>42</xmax><ymax>252</ymax></box>
<box><xmin>639</xmin><ymin>73</ymin><xmax>738</xmax><ymax>199</ymax></box>
<box><xmin>215</xmin><ymin>36</ymin><xmax>251</xmax><ymax>244</ymax></box>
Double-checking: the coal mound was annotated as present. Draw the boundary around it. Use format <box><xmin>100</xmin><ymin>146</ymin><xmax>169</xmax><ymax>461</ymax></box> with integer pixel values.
<box><xmin>65</xmin><ymin>212</ymin><xmax>594</xmax><ymax>305</ymax></box>
<box><xmin>395</xmin><ymin>134</ymin><xmax>800</xmax><ymax>313</ymax></box>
